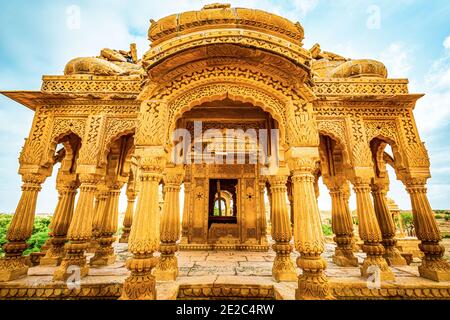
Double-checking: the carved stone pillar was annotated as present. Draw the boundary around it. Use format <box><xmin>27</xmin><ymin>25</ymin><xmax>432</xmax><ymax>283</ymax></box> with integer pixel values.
<box><xmin>352</xmin><ymin>178</ymin><xmax>395</xmax><ymax>280</ymax></box>
<box><xmin>371</xmin><ymin>183</ymin><xmax>407</xmax><ymax>266</ymax></box>
<box><xmin>288</xmin><ymin>152</ymin><xmax>332</xmax><ymax>300</ymax></box>
<box><xmin>326</xmin><ymin>179</ymin><xmax>358</xmax><ymax>267</ymax></box>
<box><xmin>258</xmin><ymin>179</ymin><xmax>268</xmax><ymax>246</ymax></box>
<box><xmin>120</xmin><ymin>147</ymin><xmax>166</xmax><ymax>300</ymax></box>
<box><xmin>40</xmin><ymin>178</ymin><xmax>79</xmax><ymax>266</ymax></box>
<box><xmin>155</xmin><ymin>166</ymin><xmax>184</xmax><ymax>281</ymax></box>
<box><xmin>180</xmin><ymin>181</ymin><xmax>191</xmax><ymax>245</ymax></box>
<box><xmin>268</xmin><ymin>173</ymin><xmax>297</xmax><ymax>282</ymax></box>
<box><xmin>90</xmin><ymin>182</ymin><xmax>123</xmax><ymax>266</ymax></box>
<box><xmin>53</xmin><ymin>174</ymin><xmax>99</xmax><ymax>281</ymax></box>
<box><xmin>0</xmin><ymin>174</ymin><xmax>45</xmax><ymax>282</ymax></box>
<box><xmin>405</xmin><ymin>178</ymin><xmax>450</xmax><ymax>281</ymax></box>
<box><xmin>119</xmin><ymin>189</ymin><xmax>137</xmax><ymax>244</ymax></box>
<box><xmin>89</xmin><ymin>188</ymin><xmax>107</xmax><ymax>253</ymax></box>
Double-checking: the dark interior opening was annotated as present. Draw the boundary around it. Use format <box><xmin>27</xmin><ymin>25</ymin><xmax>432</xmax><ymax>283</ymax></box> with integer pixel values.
<box><xmin>208</xmin><ymin>179</ymin><xmax>238</xmax><ymax>227</ymax></box>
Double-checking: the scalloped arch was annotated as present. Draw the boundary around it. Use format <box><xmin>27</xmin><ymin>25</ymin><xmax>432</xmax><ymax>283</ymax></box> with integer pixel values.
<box><xmin>165</xmin><ymin>81</ymin><xmax>289</xmax><ymax>149</ymax></box>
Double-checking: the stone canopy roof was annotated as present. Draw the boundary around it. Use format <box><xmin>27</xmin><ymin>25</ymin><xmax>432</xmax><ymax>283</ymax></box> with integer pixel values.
<box><xmin>148</xmin><ymin>3</ymin><xmax>305</xmax><ymax>46</ymax></box>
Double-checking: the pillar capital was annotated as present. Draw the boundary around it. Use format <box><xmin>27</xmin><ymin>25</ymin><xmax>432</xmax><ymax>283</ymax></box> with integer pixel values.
<box><xmin>163</xmin><ymin>165</ymin><xmax>185</xmax><ymax>187</ymax></box>
<box><xmin>322</xmin><ymin>175</ymin><xmax>347</xmax><ymax>191</ymax></box>
<box><xmin>268</xmin><ymin>174</ymin><xmax>288</xmax><ymax>187</ymax></box>
<box><xmin>22</xmin><ymin>172</ymin><xmax>47</xmax><ymax>183</ymax></box>
<box><xmin>402</xmin><ymin>176</ymin><xmax>429</xmax><ymax>192</ymax></box>
<box><xmin>56</xmin><ymin>176</ymin><xmax>79</xmax><ymax>194</ymax></box>
<box><xmin>78</xmin><ymin>173</ymin><xmax>101</xmax><ymax>186</ymax></box>
<box><xmin>258</xmin><ymin>177</ymin><xmax>267</xmax><ymax>185</ymax></box>
<box><xmin>351</xmin><ymin>176</ymin><xmax>372</xmax><ymax>187</ymax></box>
<box><xmin>285</xmin><ymin>147</ymin><xmax>319</xmax><ymax>174</ymax></box>
<box><xmin>371</xmin><ymin>182</ymin><xmax>389</xmax><ymax>195</ymax></box>
<box><xmin>136</xmin><ymin>146</ymin><xmax>167</xmax><ymax>174</ymax></box>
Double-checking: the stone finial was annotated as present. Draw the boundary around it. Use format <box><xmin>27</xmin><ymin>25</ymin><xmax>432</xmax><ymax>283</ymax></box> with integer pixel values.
<box><xmin>202</xmin><ymin>3</ymin><xmax>231</xmax><ymax>10</ymax></box>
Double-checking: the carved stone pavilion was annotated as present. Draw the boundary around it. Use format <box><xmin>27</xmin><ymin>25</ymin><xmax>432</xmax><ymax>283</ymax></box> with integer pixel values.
<box><xmin>0</xmin><ymin>4</ymin><xmax>449</xmax><ymax>300</ymax></box>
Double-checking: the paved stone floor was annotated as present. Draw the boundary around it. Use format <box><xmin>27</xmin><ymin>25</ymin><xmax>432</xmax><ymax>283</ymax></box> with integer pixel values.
<box><xmin>1</xmin><ymin>239</ymin><xmax>449</xmax><ymax>300</ymax></box>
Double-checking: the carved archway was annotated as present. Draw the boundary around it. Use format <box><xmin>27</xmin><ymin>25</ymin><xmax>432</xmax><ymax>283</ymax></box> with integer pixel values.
<box><xmin>166</xmin><ymin>83</ymin><xmax>288</xmax><ymax>148</ymax></box>
<box><xmin>370</xmin><ymin>135</ymin><xmax>406</xmax><ymax>179</ymax></box>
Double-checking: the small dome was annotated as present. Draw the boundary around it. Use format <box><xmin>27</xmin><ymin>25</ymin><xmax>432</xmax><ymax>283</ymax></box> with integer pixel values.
<box><xmin>330</xmin><ymin>59</ymin><xmax>388</xmax><ymax>79</ymax></box>
<box><xmin>148</xmin><ymin>3</ymin><xmax>304</xmax><ymax>45</ymax></box>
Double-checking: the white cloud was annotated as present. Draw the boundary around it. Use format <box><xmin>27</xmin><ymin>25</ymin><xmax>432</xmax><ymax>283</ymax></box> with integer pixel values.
<box><xmin>379</xmin><ymin>42</ymin><xmax>413</xmax><ymax>78</ymax></box>
<box><xmin>292</xmin><ymin>0</ymin><xmax>319</xmax><ymax>17</ymax></box>
<box><xmin>414</xmin><ymin>43</ymin><xmax>450</xmax><ymax>133</ymax></box>
<box><xmin>444</xmin><ymin>35</ymin><xmax>450</xmax><ymax>50</ymax></box>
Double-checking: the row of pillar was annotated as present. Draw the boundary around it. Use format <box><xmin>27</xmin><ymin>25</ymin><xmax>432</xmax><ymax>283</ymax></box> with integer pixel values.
<box><xmin>0</xmin><ymin>152</ymin><xmax>449</xmax><ymax>298</ymax></box>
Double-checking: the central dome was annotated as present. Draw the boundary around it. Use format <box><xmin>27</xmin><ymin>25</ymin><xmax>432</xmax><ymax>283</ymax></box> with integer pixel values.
<box><xmin>148</xmin><ymin>3</ymin><xmax>305</xmax><ymax>46</ymax></box>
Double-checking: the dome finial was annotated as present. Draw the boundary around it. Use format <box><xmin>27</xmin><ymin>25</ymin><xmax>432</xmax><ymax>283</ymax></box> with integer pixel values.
<box><xmin>202</xmin><ymin>3</ymin><xmax>231</xmax><ymax>10</ymax></box>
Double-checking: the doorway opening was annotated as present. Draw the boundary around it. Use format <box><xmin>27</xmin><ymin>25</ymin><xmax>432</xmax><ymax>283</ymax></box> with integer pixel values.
<box><xmin>208</xmin><ymin>179</ymin><xmax>238</xmax><ymax>227</ymax></box>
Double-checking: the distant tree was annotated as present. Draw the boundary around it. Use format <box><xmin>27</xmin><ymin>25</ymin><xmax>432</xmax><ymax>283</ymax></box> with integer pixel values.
<box><xmin>322</xmin><ymin>224</ymin><xmax>333</xmax><ymax>236</ymax></box>
<box><xmin>0</xmin><ymin>214</ymin><xmax>50</xmax><ymax>257</ymax></box>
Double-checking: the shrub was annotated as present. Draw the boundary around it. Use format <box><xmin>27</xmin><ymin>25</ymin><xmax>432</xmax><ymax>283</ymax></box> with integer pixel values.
<box><xmin>0</xmin><ymin>214</ymin><xmax>50</xmax><ymax>257</ymax></box>
<box><xmin>24</xmin><ymin>231</ymin><xmax>49</xmax><ymax>256</ymax></box>
<box><xmin>322</xmin><ymin>224</ymin><xmax>333</xmax><ymax>236</ymax></box>
<box><xmin>0</xmin><ymin>214</ymin><xmax>13</xmax><ymax>256</ymax></box>
<box><xmin>435</xmin><ymin>214</ymin><xmax>444</xmax><ymax>220</ymax></box>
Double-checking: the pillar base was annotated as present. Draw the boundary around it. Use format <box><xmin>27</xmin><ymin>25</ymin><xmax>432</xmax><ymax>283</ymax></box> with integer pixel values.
<box><xmin>90</xmin><ymin>237</ymin><xmax>116</xmax><ymax>266</ymax></box>
<box><xmin>40</xmin><ymin>239</ymin><xmax>66</xmax><ymax>266</ymax></box>
<box><xmin>90</xmin><ymin>255</ymin><xmax>116</xmax><ymax>266</ymax></box>
<box><xmin>120</xmin><ymin>272</ymin><xmax>156</xmax><ymax>300</ymax></box>
<box><xmin>53</xmin><ymin>242</ymin><xmax>89</xmax><ymax>281</ymax></box>
<box><xmin>384</xmin><ymin>247</ymin><xmax>407</xmax><ymax>266</ymax></box>
<box><xmin>0</xmin><ymin>257</ymin><xmax>29</xmax><ymax>282</ymax></box>
<box><xmin>87</xmin><ymin>240</ymin><xmax>99</xmax><ymax>254</ymax></box>
<box><xmin>361</xmin><ymin>256</ymin><xmax>395</xmax><ymax>281</ymax></box>
<box><xmin>120</xmin><ymin>257</ymin><xmax>158</xmax><ymax>300</ymax></box>
<box><xmin>272</xmin><ymin>255</ymin><xmax>297</xmax><ymax>282</ymax></box>
<box><xmin>53</xmin><ymin>260</ymin><xmax>89</xmax><ymax>282</ymax></box>
<box><xmin>119</xmin><ymin>228</ymin><xmax>130</xmax><ymax>244</ymax></box>
<box><xmin>332</xmin><ymin>251</ymin><xmax>359</xmax><ymax>267</ymax></box>
<box><xmin>118</xmin><ymin>235</ymin><xmax>129</xmax><ymax>244</ymax></box>
<box><xmin>419</xmin><ymin>260</ymin><xmax>450</xmax><ymax>282</ymax></box>
<box><xmin>40</xmin><ymin>256</ymin><xmax>63</xmax><ymax>267</ymax></box>
<box><xmin>155</xmin><ymin>255</ymin><xmax>178</xmax><ymax>281</ymax></box>
<box><xmin>296</xmin><ymin>273</ymin><xmax>334</xmax><ymax>300</ymax></box>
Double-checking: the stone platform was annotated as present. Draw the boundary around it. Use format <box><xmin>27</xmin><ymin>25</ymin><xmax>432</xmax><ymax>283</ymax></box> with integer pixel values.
<box><xmin>1</xmin><ymin>242</ymin><xmax>449</xmax><ymax>300</ymax></box>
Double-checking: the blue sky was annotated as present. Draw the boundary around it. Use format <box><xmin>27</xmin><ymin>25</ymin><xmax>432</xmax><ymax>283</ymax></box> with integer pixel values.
<box><xmin>1</xmin><ymin>0</ymin><xmax>450</xmax><ymax>213</ymax></box>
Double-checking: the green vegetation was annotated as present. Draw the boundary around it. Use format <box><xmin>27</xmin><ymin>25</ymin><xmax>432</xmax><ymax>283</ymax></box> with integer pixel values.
<box><xmin>435</xmin><ymin>214</ymin><xmax>444</xmax><ymax>220</ymax></box>
<box><xmin>401</xmin><ymin>212</ymin><xmax>414</xmax><ymax>227</ymax></box>
<box><xmin>322</xmin><ymin>224</ymin><xmax>333</xmax><ymax>236</ymax></box>
<box><xmin>0</xmin><ymin>214</ymin><xmax>12</xmax><ymax>256</ymax></box>
<box><xmin>0</xmin><ymin>214</ymin><xmax>51</xmax><ymax>257</ymax></box>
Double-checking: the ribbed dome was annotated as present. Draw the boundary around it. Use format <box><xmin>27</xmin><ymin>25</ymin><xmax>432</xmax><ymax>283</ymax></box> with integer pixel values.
<box><xmin>148</xmin><ymin>3</ymin><xmax>304</xmax><ymax>45</ymax></box>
